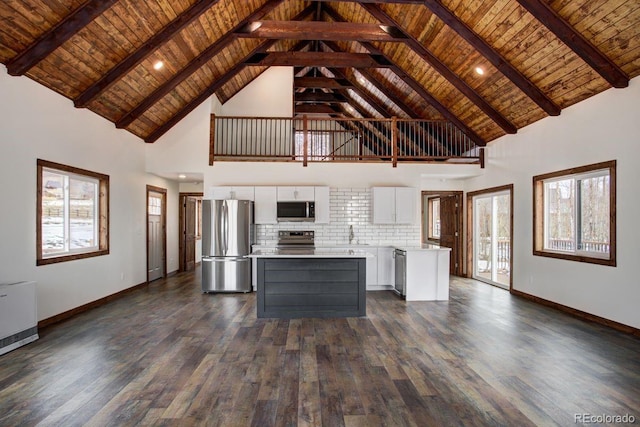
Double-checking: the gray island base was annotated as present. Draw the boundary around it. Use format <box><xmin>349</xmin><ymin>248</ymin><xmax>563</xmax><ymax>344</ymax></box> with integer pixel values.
<box><xmin>253</xmin><ymin>255</ymin><xmax>367</xmax><ymax>318</ymax></box>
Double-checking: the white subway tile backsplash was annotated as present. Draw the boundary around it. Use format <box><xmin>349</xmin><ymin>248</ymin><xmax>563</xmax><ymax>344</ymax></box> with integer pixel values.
<box><xmin>255</xmin><ymin>188</ymin><xmax>421</xmax><ymax>246</ymax></box>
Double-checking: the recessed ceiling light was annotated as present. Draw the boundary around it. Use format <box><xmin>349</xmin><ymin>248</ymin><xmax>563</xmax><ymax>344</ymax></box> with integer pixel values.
<box><xmin>153</xmin><ymin>61</ymin><xmax>164</xmax><ymax>70</ymax></box>
<box><xmin>178</xmin><ymin>174</ymin><xmax>186</xmax><ymax>179</ymax></box>
<box><xmin>474</xmin><ymin>66</ymin><xmax>485</xmax><ymax>76</ymax></box>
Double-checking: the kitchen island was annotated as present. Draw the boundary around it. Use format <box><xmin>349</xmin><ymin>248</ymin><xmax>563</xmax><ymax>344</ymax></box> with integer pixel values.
<box><xmin>248</xmin><ymin>249</ymin><xmax>371</xmax><ymax>318</ymax></box>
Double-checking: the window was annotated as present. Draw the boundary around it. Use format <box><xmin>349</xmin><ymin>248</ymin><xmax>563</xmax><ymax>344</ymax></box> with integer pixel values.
<box><xmin>294</xmin><ymin>131</ymin><xmax>331</xmax><ymax>161</ymax></box>
<box><xmin>427</xmin><ymin>197</ymin><xmax>441</xmax><ymax>239</ymax></box>
<box><xmin>533</xmin><ymin>160</ymin><xmax>615</xmax><ymax>266</ymax></box>
<box><xmin>37</xmin><ymin>159</ymin><xmax>109</xmax><ymax>265</ymax></box>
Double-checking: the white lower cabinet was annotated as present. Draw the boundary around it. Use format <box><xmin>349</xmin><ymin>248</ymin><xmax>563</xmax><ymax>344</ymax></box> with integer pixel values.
<box><xmin>364</xmin><ymin>247</ymin><xmax>378</xmax><ymax>288</ymax></box>
<box><xmin>376</xmin><ymin>247</ymin><xmax>395</xmax><ymax>287</ymax></box>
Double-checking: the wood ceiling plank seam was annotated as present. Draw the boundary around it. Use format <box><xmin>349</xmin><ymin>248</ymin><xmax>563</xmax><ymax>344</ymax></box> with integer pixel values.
<box><xmin>552</xmin><ymin>74</ymin><xmax>609</xmax><ymax>108</ymax></box>
<box><xmin>555</xmin><ymin>0</ymin><xmax>611</xmax><ymax>29</ymax></box>
<box><xmin>361</xmin><ymin>68</ymin><xmax>442</xmax><ymax>119</ymax></box>
<box><xmin>56</xmin><ymin>35</ymin><xmax>114</xmax><ymax>80</ymax></box>
<box><xmin>199</xmin><ymin>7</ymin><xmax>226</xmax><ymax>40</ymax></box>
<box><xmin>536</xmin><ymin>60</ymin><xmax>603</xmax><ymax>105</ymax></box>
<box><xmin>514</xmin><ymin>0</ymin><xmax>629</xmax><ymax>88</ymax></box>
<box><xmin>8</xmin><ymin>1</ymin><xmax>56</xmax><ymax>32</ymax></box>
<box><xmin>359</xmin><ymin>47</ymin><xmax>485</xmax><ymax>145</ymax></box>
<box><xmin>587</xmin><ymin>8</ymin><xmax>640</xmax><ymax>59</ymax></box>
<box><xmin>422</xmin><ymin>0</ymin><xmax>561</xmax><ymax>116</ymax></box>
<box><xmin>27</xmin><ymin>56</ymin><xmax>85</xmax><ymax>97</ymax></box>
<box><xmin>516</xmin><ymin>40</ymin><xmax>576</xmax><ymax>84</ymax></box>
<box><xmin>531</xmin><ymin>53</ymin><xmax>588</xmax><ymax>96</ymax></box>
<box><xmin>33</xmin><ymin>47</ymin><xmax>99</xmax><ymax>94</ymax></box>
<box><xmin>156</xmin><ymin>0</ymin><xmax>182</xmax><ymax>21</ymax></box>
<box><xmin>6</xmin><ymin>0</ymin><xmax>119</xmax><ymax>76</ymax></box>
<box><xmin>502</xmin><ymin>22</ymin><xmax>560</xmax><ymax>67</ymax></box>
<box><xmin>329</xmin><ymin>69</ymin><xmax>389</xmax><ymax>117</ymax></box>
<box><xmin>360</xmin><ymin>4</ymin><xmax>518</xmax><ymax>134</ymax></box>
<box><xmin>479</xmin><ymin>1</ymin><xmax>522</xmax><ymax>45</ymax></box>
<box><xmin>0</xmin><ymin>47</ymin><xmax>18</xmax><ymax>63</ymax></box>
<box><xmin>449</xmin><ymin>0</ymin><xmax>497</xmax><ymax>27</ymax></box>
<box><xmin>92</xmin><ymin>11</ymin><xmax>140</xmax><ymax>54</ymax></box>
<box><xmin>73</xmin><ymin>0</ymin><xmax>224</xmax><ymax>108</ymax></box>
<box><xmin>468</xmin><ymin>0</ymin><xmax>508</xmax><ymax>36</ymax></box>
<box><xmin>114</xmin><ymin>0</ymin><xmax>292</xmax><ymax>129</ymax></box>
<box><xmin>73</xmin><ymin>22</ymin><xmax>133</xmax><ymax>73</ymax></box>
<box><xmin>144</xmin><ymin>36</ymin><xmax>300</xmax><ymax>142</ymax></box>
<box><xmin>490</xmin><ymin>14</ymin><xmax>542</xmax><ymax>56</ymax></box>
<box><xmin>0</xmin><ymin>5</ymin><xmax>39</xmax><ymax>53</ymax></box>
<box><xmin>483</xmin><ymin>6</ymin><xmax>532</xmax><ymax>51</ymax></box>
<box><xmin>587</xmin><ymin>4</ymin><xmax>640</xmax><ymax>44</ymax></box>
<box><xmin>119</xmin><ymin>0</ymin><xmax>162</xmax><ymax>37</ymax></box>
<box><xmin>95</xmin><ymin>84</ymin><xmax>139</xmax><ymax>116</ymax></box>
<box><xmin>615</xmin><ymin>45</ymin><xmax>640</xmax><ymax>74</ymax></box>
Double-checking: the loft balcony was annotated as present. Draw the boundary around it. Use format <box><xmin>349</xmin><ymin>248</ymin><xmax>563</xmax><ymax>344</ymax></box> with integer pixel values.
<box><xmin>209</xmin><ymin>115</ymin><xmax>485</xmax><ymax>167</ymax></box>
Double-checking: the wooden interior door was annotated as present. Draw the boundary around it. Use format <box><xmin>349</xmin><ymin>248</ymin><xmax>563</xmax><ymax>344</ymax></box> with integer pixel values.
<box><xmin>439</xmin><ymin>194</ymin><xmax>463</xmax><ymax>276</ymax></box>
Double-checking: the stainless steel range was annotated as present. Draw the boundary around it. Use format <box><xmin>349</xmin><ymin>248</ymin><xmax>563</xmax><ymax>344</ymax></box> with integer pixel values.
<box><xmin>277</xmin><ymin>230</ymin><xmax>315</xmax><ymax>254</ymax></box>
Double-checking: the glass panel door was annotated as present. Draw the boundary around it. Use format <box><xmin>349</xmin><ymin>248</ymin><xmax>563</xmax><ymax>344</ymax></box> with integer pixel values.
<box><xmin>473</xmin><ymin>191</ymin><xmax>511</xmax><ymax>288</ymax></box>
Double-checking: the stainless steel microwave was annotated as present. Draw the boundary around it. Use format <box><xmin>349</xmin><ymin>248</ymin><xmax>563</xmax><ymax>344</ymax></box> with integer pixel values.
<box><xmin>276</xmin><ymin>201</ymin><xmax>315</xmax><ymax>222</ymax></box>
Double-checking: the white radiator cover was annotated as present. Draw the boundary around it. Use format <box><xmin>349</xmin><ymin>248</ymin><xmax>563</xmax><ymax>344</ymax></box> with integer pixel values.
<box><xmin>0</xmin><ymin>281</ymin><xmax>38</xmax><ymax>356</ymax></box>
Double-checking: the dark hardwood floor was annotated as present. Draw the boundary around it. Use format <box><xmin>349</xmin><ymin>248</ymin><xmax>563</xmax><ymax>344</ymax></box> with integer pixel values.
<box><xmin>1</xmin><ymin>270</ymin><xmax>639</xmax><ymax>426</ymax></box>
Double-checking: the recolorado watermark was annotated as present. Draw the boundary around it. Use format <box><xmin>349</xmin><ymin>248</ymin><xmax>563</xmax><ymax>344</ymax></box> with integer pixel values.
<box><xmin>574</xmin><ymin>413</ymin><xmax>636</xmax><ymax>424</ymax></box>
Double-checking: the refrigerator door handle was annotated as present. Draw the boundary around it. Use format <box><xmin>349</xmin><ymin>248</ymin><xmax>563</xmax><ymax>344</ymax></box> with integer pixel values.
<box><xmin>223</xmin><ymin>201</ymin><xmax>229</xmax><ymax>255</ymax></box>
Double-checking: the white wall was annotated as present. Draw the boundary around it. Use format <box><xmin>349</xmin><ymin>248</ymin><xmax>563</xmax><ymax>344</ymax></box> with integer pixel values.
<box><xmin>464</xmin><ymin>78</ymin><xmax>640</xmax><ymax>329</ymax></box>
<box><xmin>219</xmin><ymin>66</ymin><xmax>293</xmax><ymax>117</ymax></box>
<box><xmin>0</xmin><ymin>65</ymin><xmax>179</xmax><ymax>321</ymax></box>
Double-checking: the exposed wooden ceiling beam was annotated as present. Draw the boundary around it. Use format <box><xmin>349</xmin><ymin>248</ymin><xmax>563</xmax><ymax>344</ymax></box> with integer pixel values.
<box><xmin>145</xmin><ymin>39</ymin><xmax>279</xmax><ymax>143</ymax></box>
<box><xmin>320</xmin><ymin>40</ymin><xmax>485</xmax><ymax>146</ymax></box>
<box><xmin>309</xmin><ymin>0</ymin><xmax>425</xmax><ymax>3</ymax></box>
<box><xmin>244</xmin><ymin>51</ymin><xmax>393</xmax><ymax>68</ymax></box>
<box><xmin>325</xmin><ymin>68</ymin><xmax>389</xmax><ymax>117</ymax></box>
<box><xmin>326</xmin><ymin>69</ymin><xmax>424</xmax><ymax>156</ymax></box>
<box><xmin>422</xmin><ymin>0</ymin><xmax>561</xmax><ymax>116</ymax></box>
<box><xmin>356</xmin><ymin>4</ymin><xmax>516</xmax><ymax>135</ymax></box>
<box><xmin>295</xmin><ymin>92</ymin><xmax>348</xmax><ymax>103</ymax></box>
<box><xmin>74</xmin><ymin>0</ymin><xmax>225</xmax><ymax>108</ymax></box>
<box><xmin>146</xmin><ymin>38</ymin><xmax>311</xmax><ymax>143</ymax></box>
<box><xmin>117</xmin><ymin>0</ymin><xmax>297</xmax><ymax>130</ymax></box>
<box><xmin>236</xmin><ymin>20</ymin><xmax>407</xmax><ymax>42</ymax></box>
<box><xmin>6</xmin><ymin>0</ymin><xmax>119</xmax><ymax>76</ymax></box>
<box><xmin>335</xmin><ymin>68</ymin><xmax>452</xmax><ymax>155</ymax></box>
<box><xmin>295</xmin><ymin>104</ymin><xmax>341</xmax><ymax>114</ymax></box>
<box><xmin>295</xmin><ymin>76</ymin><xmax>353</xmax><ymax>89</ymax></box>
<box><xmin>514</xmin><ymin>0</ymin><xmax>629</xmax><ymax>88</ymax></box>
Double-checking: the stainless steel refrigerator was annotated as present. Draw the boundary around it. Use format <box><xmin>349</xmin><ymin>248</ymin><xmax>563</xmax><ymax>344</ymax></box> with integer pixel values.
<box><xmin>201</xmin><ymin>199</ymin><xmax>254</xmax><ymax>293</ymax></box>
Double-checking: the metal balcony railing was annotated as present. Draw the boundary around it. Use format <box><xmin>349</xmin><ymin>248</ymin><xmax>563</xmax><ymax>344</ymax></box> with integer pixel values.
<box><xmin>210</xmin><ymin>115</ymin><xmax>484</xmax><ymax>167</ymax></box>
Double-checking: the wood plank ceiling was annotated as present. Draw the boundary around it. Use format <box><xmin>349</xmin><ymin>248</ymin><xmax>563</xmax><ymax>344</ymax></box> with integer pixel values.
<box><xmin>0</xmin><ymin>0</ymin><xmax>638</xmax><ymax>146</ymax></box>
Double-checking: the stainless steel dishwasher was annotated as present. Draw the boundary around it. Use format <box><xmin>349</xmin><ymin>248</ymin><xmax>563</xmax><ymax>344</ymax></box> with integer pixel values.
<box><xmin>393</xmin><ymin>249</ymin><xmax>406</xmax><ymax>298</ymax></box>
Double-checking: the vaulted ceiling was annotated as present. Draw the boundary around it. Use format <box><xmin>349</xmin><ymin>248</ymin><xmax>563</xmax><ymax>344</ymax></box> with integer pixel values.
<box><xmin>1</xmin><ymin>0</ymin><xmax>638</xmax><ymax>147</ymax></box>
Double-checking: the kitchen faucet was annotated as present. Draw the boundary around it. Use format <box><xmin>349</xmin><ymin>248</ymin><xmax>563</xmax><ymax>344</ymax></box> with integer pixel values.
<box><xmin>349</xmin><ymin>224</ymin><xmax>355</xmax><ymax>244</ymax></box>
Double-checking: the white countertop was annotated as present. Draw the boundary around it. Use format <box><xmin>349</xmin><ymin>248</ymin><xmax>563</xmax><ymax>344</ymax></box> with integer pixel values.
<box><xmin>394</xmin><ymin>244</ymin><xmax>452</xmax><ymax>251</ymax></box>
<box><xmin>249</xmin><ymin>248</ymin><xmax>373</xmax><ymax>258</ymax></box>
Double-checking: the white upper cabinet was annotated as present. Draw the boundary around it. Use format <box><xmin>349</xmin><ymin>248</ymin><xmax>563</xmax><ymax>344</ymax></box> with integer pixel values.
<box><xmin>372</xmin><ymin>187</ymin><xmax>417</xmax><ymax>224</ymax></box>
<box><xmin>209</xmin><ymin>186</ymin><xmax>255</xmax><ymax>201</ymax></box>
<box><xmin>395</xmin><ymin>187</ymin><xmax>417</xmax><ymax>224</ymax></box>
<box><xmin>314</xmin><ymin>186</ymin><xmax>330</xmax><ymax>224</ymax></box>
<box><xmin>254</xmin><ymin>187</ymin><xmax>277</xmax><ymax>224</ymax></box>
<box><xmin>277</xmin><ymin>186</ymin><xmax>315</xmax><ymax>201</ymax></box>
<box><xmin>372</xmin><ymin>187</ymin><xmax>396</xmax><ymax>224</ymax></box>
